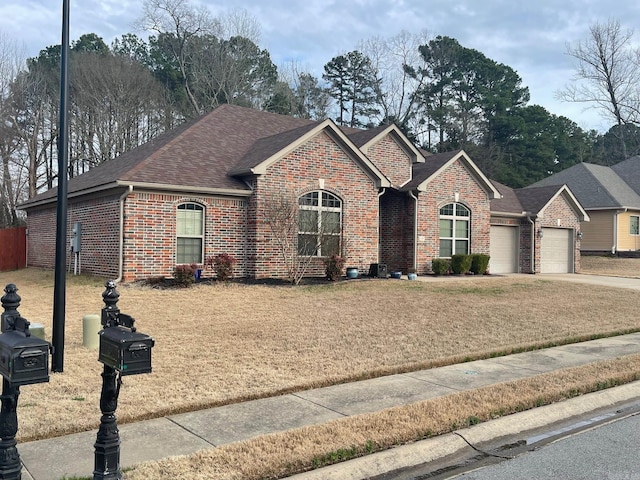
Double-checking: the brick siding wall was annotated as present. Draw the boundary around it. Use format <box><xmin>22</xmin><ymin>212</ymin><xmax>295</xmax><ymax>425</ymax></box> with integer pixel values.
<box><xmin>380</xmin><ymin>190</ymin><xmax>413</xmax><ymax>273</ymax></box>
<box><xmin>251</xmin><ymin>130</ymin><xmax>380</xmax><ymax>279</ymax></box>
<box><xmin>26</xmin><ymin>194</ymin><xmax>122</xmax><ymax>279</ymax></box>
<box><xmin>536</xmin><ymin>193</ymin><xmax>582</xmax><ymax>273</ymax></box>
<box><xmin>122</xmin><ymin>192</ymin><xmax>247</xmax><ymax>281</ymax></box>
<box><xmin>366</xmin><ymin>134</ymin><xmax>412</xmax><ymax>187</ymax></box>
<box><xmin>415</xmin><ymin>160</ymin><xmax>491</xmax><ymax>274</ymax></box>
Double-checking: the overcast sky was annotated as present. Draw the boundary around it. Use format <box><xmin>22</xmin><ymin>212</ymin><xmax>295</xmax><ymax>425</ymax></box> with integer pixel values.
<box><xmin>2</xmin><ymin>0</ymin><xmax>639</xmax><ymax>133</ymax></box>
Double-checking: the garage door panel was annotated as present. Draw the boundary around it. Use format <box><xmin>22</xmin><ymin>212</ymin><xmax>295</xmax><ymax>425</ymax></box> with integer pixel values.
<box><xmin>490</xmin><ymin>226</ymin><xmax>519</xmax><ymax>274</ymax></box>
<box><xmin>540</xmin><ymin>228</ymin><xmax>572</xmax><ymax>273</ymax></box>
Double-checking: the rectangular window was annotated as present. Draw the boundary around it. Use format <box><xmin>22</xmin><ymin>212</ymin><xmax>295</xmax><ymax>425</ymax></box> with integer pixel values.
<box><xmin>440</xmin><ymin>239</ymin><xmax>453</xmax><ymax>258</ymax></box>
<box><xmin>440</xmin><ymin>219</ymin><xmax>453</xmax><ymax>237</ymax></box>
<box><xmin>177</xmin><ymin>238</ymin><xmax>203</xmax><ymax>264</ymax></box>
<box><xmin>455</xmin><ymin>239</ymin><xmax>469</xmax><ymax>255</ymax></box>
<box><xmin>631</xmin><ymin>216</ymin><xmax>640</xmax><ymax>235</ymax></box>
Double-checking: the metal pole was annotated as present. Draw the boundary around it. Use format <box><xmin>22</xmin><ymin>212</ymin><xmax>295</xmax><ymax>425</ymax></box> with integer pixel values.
<box><xmin>52</xmin><ymin>0</ymin><xmax>70</xmax><ymax>372</ymax></box>
<box><xmin>0</xmin><ymin>379</ymin><xmax>21</xmax><ymax>480</ymax></box>
<box><xmin>94</xmin><ymin>282</ymin><xmax>123</xmax><ymax>480</ymax></box>
<box><xmin>93</xmin><ymin>366</ymin><xmax>122</xmax><ymax>480</ymax></box>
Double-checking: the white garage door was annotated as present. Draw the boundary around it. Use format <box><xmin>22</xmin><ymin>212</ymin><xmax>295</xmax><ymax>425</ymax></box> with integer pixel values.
<box><xmin>540</xmin><ymin>228</ymin><xmax>573</xmax><ymax>273</ymax></box>
<box><xmin>490</xmin><ymin>226</ymin><xmax>519</xmax><ymax>274</ymax></box>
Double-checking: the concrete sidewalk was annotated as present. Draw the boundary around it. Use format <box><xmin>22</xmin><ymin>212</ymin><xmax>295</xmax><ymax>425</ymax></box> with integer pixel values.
<box><xmin>16</xmin><ymin>332</ymin><xmax>640</xmax><ymax>480</ymax></box>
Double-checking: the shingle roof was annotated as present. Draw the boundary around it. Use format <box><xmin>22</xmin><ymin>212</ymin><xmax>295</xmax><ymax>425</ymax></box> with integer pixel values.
<box><xmin>21</xmin><ymin>105</ymin><xmax>320</xmax><ymax>206</ymax></box>
<box><xmin>517</xmin><ymin>185</ymin><xmax>569</xmax><ymax>214</ymax></box>
<box><xmin>490</xmin><ymin>180</ymin><xmax>523</xmax><ymax>214</ymax></box>
<box><xmin>402</xmin><ymin>150</ymin><xmax>461</xmax><ymax>190</ymax></box>
<box><xmin>529</xmin><ymin>162</ymin><xmax>640</xmax><ymax>209</ymax></box>
<box><xmin>491</xmin><ymin>180</ymin><xmax>586</xmax><ymax>218</ymax></box>
<box><xmin>342</xmin><ymin>125</ymin><xmax>389</xmax><ymax>148</ymax></box>
<box><xmin>611</xmin><ymin>155</ymin><xmax>640</xmax><ymax>194</ymax></box>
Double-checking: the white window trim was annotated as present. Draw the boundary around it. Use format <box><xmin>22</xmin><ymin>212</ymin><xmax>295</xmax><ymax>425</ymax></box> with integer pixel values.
<box><xmin>298</xmin><ymin>191</ymin><xmax>342</xmax><ymax>257</ymax></box>
<box><xmin>176</xmin><ymin>202</ymin><xmax>205</xmax><ymax>264</ymax></box>
<box><xmin>630</xmin><ymin>215</ymin><xmax>640</xmax><ymax>236</ymax></box>
<box><xmin>439</xmin><ymin>203</ymin><xmax>470</xmax><ymax>257</ymax></box>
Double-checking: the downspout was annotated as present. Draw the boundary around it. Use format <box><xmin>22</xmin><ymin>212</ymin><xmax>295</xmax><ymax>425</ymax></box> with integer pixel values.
<box><xmin>409</xmin><ymin>190</ymin><xmax>418</xmax><ymax>270</ymax></box>
<box><xmin>115</xmin><ymin>185</ymin><xmax>133</xmax><ymax>283</ymax></box>
<box><xmin>613</xmin><ymin>209</ymin><xmax>626</xmax><ymax>255</ymax></box>
<box><xmin>377</xmin><ymin>188</ymin><xmax>386</xmax><ymax>263</ymax></box>
<box><xmin>527</xmin><ymin>214</ymin><xmax>536</xmax><ymax>274</ymax></box>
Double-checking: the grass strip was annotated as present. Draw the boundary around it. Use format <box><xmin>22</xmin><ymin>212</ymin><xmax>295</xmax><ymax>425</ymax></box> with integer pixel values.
<box><xmin>126</xmin><ymin>354</ymin><xmax>640</xmax><ymax>480</ymax></box>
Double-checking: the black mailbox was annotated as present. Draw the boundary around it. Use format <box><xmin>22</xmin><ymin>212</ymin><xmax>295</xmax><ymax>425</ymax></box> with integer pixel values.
<box><xmin>0</xmin><ymin>329</ymin><xmax>50</xmax><ymax>386</ymax></box>
<box><xmin>98</xmin><ymin>325</ymin><xmax>154</xmax><ymax>376</ymax></box>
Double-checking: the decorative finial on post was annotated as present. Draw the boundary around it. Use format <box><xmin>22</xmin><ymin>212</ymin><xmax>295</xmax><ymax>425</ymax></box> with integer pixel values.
<box><xmin>101</xmin><ymin>281</ymin><xmax>120</xmax><ymax>328</ymax></box>
<box><xmin>1</xmin><ymin>284</ymin><xmax>21</xmax><ymax>333</ymax></box>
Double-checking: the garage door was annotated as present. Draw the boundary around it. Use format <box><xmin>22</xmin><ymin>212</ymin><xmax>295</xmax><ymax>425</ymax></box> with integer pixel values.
<box><xmin>490</xmin><ymin>226</ymin><xmax>519</xmax><ymax>274</ymax></box>
<box><xmin>540</xmin><ymin>228</ymin><xmax>573</xmax><ymax>273</ymax></box>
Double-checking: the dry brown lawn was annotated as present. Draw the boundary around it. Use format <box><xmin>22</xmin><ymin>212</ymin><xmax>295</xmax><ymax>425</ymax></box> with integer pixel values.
<box><xmin>127</xmin><ymin>355</ymin><xmax>640</xmax><ymax>480</ymax></box>
<box><xmin>0</xmin><ymin>262</ymin><xmax>638</xmax><ymax>445</ymax></box>
<box><xmin>582</xmin><ymin>255</ymin><xmax>640</xmax><ymax>277</ymax></box>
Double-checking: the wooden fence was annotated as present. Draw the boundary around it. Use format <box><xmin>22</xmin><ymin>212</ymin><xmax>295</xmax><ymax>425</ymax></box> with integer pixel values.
<box><xmin>0</xmin><ymin>227</ymin><xmax>26</xmax><ymax>271</ymax></box>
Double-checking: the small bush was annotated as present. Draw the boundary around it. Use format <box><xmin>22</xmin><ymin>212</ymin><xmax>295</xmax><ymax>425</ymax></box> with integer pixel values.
<box><xmin>451</xmin><ymin>254</ymin><xmax>472</xmax><ymax>274</ymax></box>
<box><xmin>324</xmin><ymin>254</ymin><xmax>346</xmax><ymax>281</ymax></box>
<box><xmin>432</xmin><ymin>258</ymin><xmax>450</xmax><ymax>275</ymax></box>
<box><xmin>205</xmin><ymin>253</ymin><xmax>237</xmax><ymax>281</ymax></box>
<box><xmin>173</xmin><ymin>264</ymin><xmax>195</xmax><ymax>287</ymax></box>
<box><xmin>470</xmin><ymin>253</ymin><xmax>490</xmax><ymax>275</ymax></box>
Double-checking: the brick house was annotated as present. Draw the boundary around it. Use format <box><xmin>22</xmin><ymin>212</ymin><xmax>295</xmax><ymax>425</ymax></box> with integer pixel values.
<box><xmin>490</xmin><ymin>181</ymin><xmax>589</xmax><ymax>274</ymax></box>
<box><xmin>19</xmin><ymin>105</ymin><xmax>585</xmax><ymax>281</ymax></box>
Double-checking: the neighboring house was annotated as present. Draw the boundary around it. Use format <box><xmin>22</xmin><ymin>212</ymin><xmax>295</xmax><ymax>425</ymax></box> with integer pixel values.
<box><xmin>490</xmin><ymin>182</ymin><xmax>589</xmax><ymax>274</ymax></box>
<box><xmin>19</xmin><ymin>105</ymin><xmax>585</xmax><ymax>281</ymax></box>
<box><xmin>530</xmin><ymin>157</ymin><xmax>640</xmax><ymax>254</ymax></box>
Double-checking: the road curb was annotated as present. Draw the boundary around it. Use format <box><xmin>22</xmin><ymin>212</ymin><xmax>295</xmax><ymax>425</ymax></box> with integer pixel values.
<box><xmin>286</xmin><ymin>381</ymin><xmax>640</xmax><ymax>479</ymax></box>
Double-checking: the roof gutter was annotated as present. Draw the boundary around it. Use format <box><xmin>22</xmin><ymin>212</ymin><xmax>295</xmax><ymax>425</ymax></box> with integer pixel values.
<box><xmin>116</xmin><ymin>181</ymin><xmax>253</xmax><ymax>197</ymax></box>
<box><xmin>115</xmin><ymin>185</ymin><xmax>133</xmax><ymax>283</ymax></box>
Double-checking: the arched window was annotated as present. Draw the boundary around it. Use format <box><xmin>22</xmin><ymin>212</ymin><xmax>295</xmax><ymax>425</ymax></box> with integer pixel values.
<box><xmin>298</xmin><ymin>191</ymin><xmax>342</xmax><ymax>256</ymax></box>
<box><xmin>176</xmin><ymin>203</ymin><xmax>204</xmax><ymax>264</ymax></box>
<box><xmin>439</xmin><ymin>203</ymin><xmax>470</xmax><ymax>257</ymax></box>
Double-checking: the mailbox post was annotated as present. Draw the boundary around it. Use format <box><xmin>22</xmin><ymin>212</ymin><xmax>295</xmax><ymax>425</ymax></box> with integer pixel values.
<box><xmin>94</xmin><ymin>281</ymin><xmax>154</xmax><ymax>480</ymax></box>
<box><xmin>0</xmin><ymin>284</ymin><xmax>51</xmax><ymax>480</ymax></box>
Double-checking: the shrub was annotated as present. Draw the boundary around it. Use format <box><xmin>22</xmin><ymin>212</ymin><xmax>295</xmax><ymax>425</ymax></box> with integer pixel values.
<box><xmin>173</xmin><ymin>264</ymin><xmax>195</xmax><ymax>287</ymax></box>
<box><xmin>206</xmin><ymin>253</ymin><xmax>237</xmax><ymax>281</ymax></box>
<box><xmin>324</xmin><ymin>254</ymin><xmax>346</xmax><ymax>281</ymax></box>
<box><xmin>432</xmin><ymin>258</ymin><xmax>450</xmax><ymax>275</ymax></box>
<box><xmin>470</xmin><ymin>253</ymin><xmax>490</xmax><ymax>275</ymax></box>
<box><xmin>451</xmin><ymin>254</ymin><xmax>472</xmax><ymax>274</ymax></box>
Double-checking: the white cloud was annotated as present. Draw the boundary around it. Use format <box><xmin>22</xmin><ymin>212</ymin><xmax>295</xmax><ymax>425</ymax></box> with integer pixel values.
<box><xmin>2</xmin><ymin>0</ymin><xmax>640</xmax><ymax>131</ymax></box>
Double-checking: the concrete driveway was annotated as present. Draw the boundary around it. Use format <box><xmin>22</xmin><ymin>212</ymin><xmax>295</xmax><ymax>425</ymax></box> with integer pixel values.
<box><xmin>538</xmin><ymin>273</ymin><xmax>640</xmax><ymax>291</ymax></box>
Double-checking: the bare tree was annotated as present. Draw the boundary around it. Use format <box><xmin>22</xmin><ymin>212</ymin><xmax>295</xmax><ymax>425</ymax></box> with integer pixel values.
<box><xmin>559</xmin><ymin>19</ymin><xmax>640</xmax><ymax>158</ymax></box>
<box><xmin>0</xmin><ymin>32</ymin><xmax>25</xmax><ymax>225</ymax></box>
<box><xmin>218</xmin><ymin>8</ymin><xmax>261</xmax><ymax>44</ymax></box>
<box><xmin>9</xmin><ymin>61</ymin><xmax>59</xmax><ymax>198</ymax></box>
<box><xmin>69</xmin><ymin>51</ymin><xmax>171</xmax><ymax>172</ymax></box>
<box><xmin>137</xmin><ymin>0</ymin><xmax>220</xmax><ymax>115</ymax></box>
<box><xmin>262</xmin><ymin>193</ymin><xmax>341</xmax><ymax>285</ymax></box>
<box><xmin>360</xmin><ymin>30</ymin><xmax>432</xmax><ymax>141</ymax></box>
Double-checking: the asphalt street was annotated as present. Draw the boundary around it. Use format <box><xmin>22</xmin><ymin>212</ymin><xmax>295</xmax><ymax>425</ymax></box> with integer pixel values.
<box><xmin>449</xmin><ymin>411</ymin><xmax>640</xmax><ymax>480</ymax></box>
